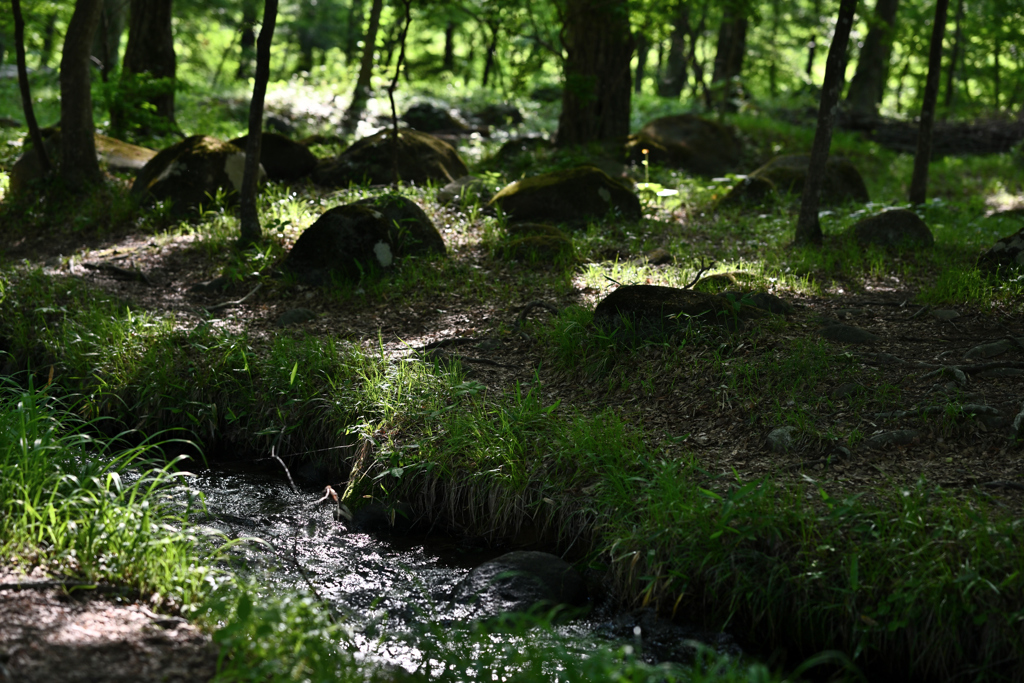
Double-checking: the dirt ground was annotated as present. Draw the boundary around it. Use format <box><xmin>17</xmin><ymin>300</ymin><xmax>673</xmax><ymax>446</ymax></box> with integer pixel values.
<box><xmin>2</xmin><ymin>199</ymin><xmax>1023</xmax><ymax>679</ymax></box>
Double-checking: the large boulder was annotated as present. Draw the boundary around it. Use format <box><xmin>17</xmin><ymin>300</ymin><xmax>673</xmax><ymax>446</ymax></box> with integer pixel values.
<box><xmin>352</xmin><ymin>193</ymin><xmax>447</xmax><ymax>256</ymax></box>
<box><xmin>593</xmin><ymin>285</ymin><xmax>744</xmax><ymax>337</ymax></box>
<box><xmin>750</xmin><ymin>155</ymin><xmax>869</xmax><ymax>206</ymax></box>
<box><xmin>474</xmin><ymin>103</ymin><xmax>524</xmax><ymax>128</ymax></box>
<box><xmin>489</xmin><ymin>165</ymin><xmax>641</xmax><ymax>225</ymax></box>
<box><xmin>402</xmin><ymin>102</ymin><xmax>468</xmax><ymax>133</ymax></box>
<box><xmin>229</xmin><ymin>132</ymin><xmax>317</xmax><ymax>181</ymax></box>
<box><xmin>312</xmin><ymin>129</ymin><xmax>468</xmax><ymax>187</ymax></box>
<box><xmin>489</xmin><ymin>135</ymin><xmax>554</xmax><ymax>166</ymax></box>
<box><xmin>452</xmin><ymin>551</ymin><xmax>587</xmax><ymax>618</ymax></box>
<box><xmin>715</xmin><ymin>175</ymin><xmax>777</xmax><ymax>211</ymax></box>
<box><xmin>9</xmin><ymin>131</ymin><xmax>157</xmax><ymax>196</ymax></box>
<box><xmin>497</xmin><ymin>223</ymin><xmax>574</xmax><ymax>267</ymax></box>
<box><xmin>282</xmin><ymin>197</ymin><xmax>445</xmax><ymax>285</ymax></box>
<box><xmin>847</xmin><ymin>208</ymin><xmax>934</xmax><ymax>250</ymax></box>
<box><xmin>625</xmin><ymin>114</ymin><xmax>742</xmax><ymax>177</ymax></box>
<box><xmin>130</xmin><ymin>135</ymin><xmax>264</xmax><ymax>215</ymax></box>
<box><xmin>978</xmin><ymin>212</ymin><xmax>1024</xmax><ymax>274</ymax></box>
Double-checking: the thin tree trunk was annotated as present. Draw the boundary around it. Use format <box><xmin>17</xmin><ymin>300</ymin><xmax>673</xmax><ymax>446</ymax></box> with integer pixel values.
<box><xmin>942</xmin><ymin>0</ymin><xmax>964</xmax><ymax>112</ymax></box>
<box><xmin>39</xmin><ymin>12</ymin><xmax>58</xmax><ymax>68</ymax></box>
<box><xmin>60</xmin><ymin>0</ymin><xmax>104</xmax><ymax>191</ymax></box>
<box><xmin>712</xmin><ymin>10</ymin><xmax>747</xmax><ymax>111</ymax></box>
<box><xmin>634</xmin><ymin>32</ymin><xmax>648</xmax><ymax>95</ymax></box>
<box><xmin>909</xmin><ymin>0</ymin><xmax>950</xmax><ymax>205</ymax></box>
<box><xmin>236</xmin><ymin>0</ymin><xmax>258</xmax><ymax>79</ymax></box>
<box><xmin>238</xmin><ymin>0</ymin><xmax>278</xmax><ymax>247</ymax></box>
<box><xmin>13</xmin><ymin>0</ymin><xmax>50</xmax><ymax>176</ymax></box>
<box><xmin>658</xmin><ymin>1</ymin><xmax>689</xmax><ymax>98</ymax></box>
<box><xmin>345</xmin><ymin>0</ymin><xmax>364</xmax><ymax>64</ymax></box>
<box><xmin>806</xmin><ymin>0</ymin><xmax>821</xmax><ymax>79</ymax></box>
<box><xmin>481</xmin><ymin>20</ymin><xmax>499</xmax><ymax>87</ymax></box>
<box><xmin>388</xmin><ymin>0</ymin><xmax>412</xmax><ymax>183</ymax></box>
<box><xmin>994</xmin><ymin>31</ymin><xmax>1001</xmax><ymax>110</ymax></box>
<box><xmin>556</xmin><ymin>0</ymin><xmax>633</xmax><ymax>146</ymax></box>
<box><xmin>443</xmin><ymin>21</ymin><xmax>455</xmax><ymax>72</ymax></box>
<box><xmin>341</xmin><ymin>0</ymin><xmax>383</xmax><ymax>133</ymax></box>
<box><xmin>845</xmin><ymin>0</ymin><xmax>900</xmax><ymax>120</ymax></box>
<box><xmin>793</xmin><ymin>0</ymin><xmax>858</xmax><ymax>247</ymax></box>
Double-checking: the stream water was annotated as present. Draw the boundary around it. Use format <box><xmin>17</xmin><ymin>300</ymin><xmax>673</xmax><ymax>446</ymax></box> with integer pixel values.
<box><xmin>183</xmin><ymin>467</ymin><xmax>743</xmax><ymax>677</ymax></box>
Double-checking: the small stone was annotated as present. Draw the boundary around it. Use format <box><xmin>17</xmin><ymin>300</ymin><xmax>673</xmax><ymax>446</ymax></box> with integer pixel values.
<box><xmin>276</xmin><ymin>308</ymin><xmax>317</xmax><ymax>327</ymax></box>
<box><xmin>930</xmin><ymin>309</ymin><xmax>960</xmax><ymax>321</ymax></box>
<box><xmin>863</xmin><ymin>429</ymin><xmax>920</xmax><ymax>449</ymax></box>
<box><xmin>820</xmin><ymin>324</ymin><xmax>880</xmax><ymax>344</ymax></box>
<box><xmin>767</xmin><ymin>426</ymin><xmax>798</xmax><ymax>453</ymax></box>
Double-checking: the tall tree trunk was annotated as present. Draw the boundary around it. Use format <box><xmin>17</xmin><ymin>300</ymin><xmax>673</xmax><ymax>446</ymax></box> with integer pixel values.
<box><xmin>114</xmin><ymin>0</ymin><xmax>176</xmax><ymax>132</ymax></box>
<box><xmin>994</xmin><ymin>31</ymin><xmax>1001</xmax><ymax>110</ymax></box>
<box><xmin>845</xmin><ymin>0</ymin><xmax>899</xmax><ymax>121</ymax></box>
<box><xmin>345</xmin><ymin>0</ymin><xmax>364</xmax><ymax>65</ymax></box>
<box><xmin>60</xmin><ymin>0</ymin><xmax>104</xmax><ymax>191</ymax></box>
<box><xmin>341</xmin><ymin>0</ymin><xmax>383</xmax><ymax>133</ymax></box>
<box><xmin>557</xmin><ymin>0</ymin><xmax>634</xmax><ymax>147</ymax></box>
<box><xmin>481</xmin><ymin>20</ymin><xmax>499</xmax><ymax>87</ymax></box>
<box><xmin>942</xmin><ymin>0</ymin><xmax>964</xmax><ymax>111</ymax></box>
<box><xmin>711</xmin><ymin>8</ymin><xmax>747</xmax><ymax>111</ymax></box>
<box><xmin>236</xmin><ymin>0</ymin><xmax>258</xmax><ymax>79</ymax></box>
<box><xmin>39</xmin><ymin>12</ymin><xmax>58</xmax><ymax>68</ymax></box>
<box><xmin>443</xmin><ymin>21</ymin><xmax>455</xmax><ymax>73</ymax></box>
<box><xmin>387</xmin><ymin>0</ymin><xmax>412</xmax><ymax>182</ymax></box>
<box><xmin>634</xmin><ymin>32</ymin><xmax>648</xmax><ymax>95</ymax></box>
<box><xmin>657</xmin><ymin>2</ymin><xmax>690</xmax><ymax>98</ymax></box>
<box><xmin>793</xmin><ymin>0</ymin><xmax>858</xmax><ymax>247</ymax></box>
<box><xmin>238</xmin><ymin>0</ymin><xmax>278</xmax><ymax>247</ymax></box>
<box><xmin>91</xmin><ymin>0</ymin><xmax>126</xmax><ymax>82</ymax></box>
<box><xmin>13</xmin><ymin>0</ymin><xmax>50</xmax><ymax>176</ymax></box>
<box><xmin>909</xmin><ymin>0</ymin><xmax>950</xmax><ymax>205</ymax></box>
<box><xmin>806</xmin><ymin>0</ymin><xmax>821</xmax><ymax>78</ymax></box>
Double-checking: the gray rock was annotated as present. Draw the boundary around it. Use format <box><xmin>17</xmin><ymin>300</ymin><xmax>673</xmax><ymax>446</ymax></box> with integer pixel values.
<box><xmin>312</xmin><ymin>129</ymin><xmax>468</xmax><ymax>187</ymax></box>
<box><xmin>489</xmin><ymin>165</ymin><xmax>641</xmax><ymax>225</ymax></box>
<box><xmin>625</xmin><ymin>114</ymin><xmax>742</xmax><ymax>177</ymax></box>
<box><xmin>593</xmin><ymin>284</ymin><xmax>746</xmax><ymax>338</ymax></box>
<box><xmin>229</xmin><ymin>132</ymin><xmax>318</xmax><ymax>181</ymax></box>
<box><xmin>276</xmin><ymin>308</ymin><xmax>317</xmax><ymax>327</ymax></box>
<box><xmin>964</xmin><ymin>339</ymin><xmax>1021</xmax><ymax>360</ymax></box>
<box><xmin>977</xmin><ymin>218</ymin><xmax>1024</xmax><ymax>275</ymax></box>
<box><xmin>820</xmin><ymin>324</ymin><xmax>880</xmax><ymax>344</ymax></box>
<box><xmin>453</xmin><ymin>551</ymin><xmax>587</xmax><ymax>618</ymax></box>
<box><xmin>749</xmin><ymin>154</ymin><xmax>869</xmax><ymax>206</ymax></box>
<box><xmin>863</xmin><ymin>430</ymin><xmax>920</xmax><ymax>449</ymax></box>
<box><xmin>767</xmin><ymin>426</ymin><xmax>798</xmax><ymax>453</ymax></box>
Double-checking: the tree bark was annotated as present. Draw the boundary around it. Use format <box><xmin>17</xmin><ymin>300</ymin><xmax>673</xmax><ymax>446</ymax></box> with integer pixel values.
<box><xmin>115</xmin><ymin>0</ymin><xmax>176</xmax><ymax>131</ymax></box>
<box><xmin>845</xmin><ymin>0</ymin><xmax>899</xmax><ymax>121</ymax></box>
<box><xmin>556</xmin><ymin>0</ymin><xmax>634</xmax><ymax>147</ymax></box>
<box><xmin>657</xmin><ymin>2</ymin><xmax>689</xmax><ymax>98</ymax></box>
<box><xmin>634</xmin><ymin>32</ymin><xmax>648</xmax><ymax>95</ymax></box>
<box><xmin>60</xmin><ymin>0</ymin><xmax>104</xmax><ymax>191</ymax></box>
<box><xmin>91</xmin><ymin>0</ymin><xmax>127</xmax><ymax>82</ymax></box>
<box><xmin>238</xmin><ymin>0</ymin><xmax>278</xmax><ymax>247</ymax></box>
<box><xmin>711</xmin><ymin>7</ymin><xmax>747</xmax><ymax>111</ymax></box>
<box><xmin>341</xmin><ymin>0</ymin><xmax>383</xmax><ymax>133</ymax></box>
<box><xmin>909</xmin><ymin>0</ymin><xmax>949</xmax><ymax>205</ymax></box>
<box><xmin>443</xmin><ymin>21</ymin><xmax>455</xmax><ymax>73</ymax></box>
<box><xmin>942</xmin><ymin>0</ymin><xmax>964</xmax><ymax>111</ymax></box>
<box><xmin>481</xmin><ymin>20</ymin><xmax>499</xmax><ymax>87</ymax></box>
<box><xmin>793</xmin><ymin>0</ymin><xmax>858</xmax><ymax>247</ymax></box>
<box><xmin>14</xmin><ymin>0</ymin><xmax>51</xmax><ymax>176</ymax></box>
<box><xmin>805</xmin><ymin>0</ymin><xmax>821</xmax><ymax>78</ymax></box>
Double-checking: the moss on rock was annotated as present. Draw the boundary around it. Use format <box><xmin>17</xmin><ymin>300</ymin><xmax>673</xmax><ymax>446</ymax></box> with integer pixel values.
<box><xmin>750</xmin><ymin>155</ymin><xmax>869</xmax><ymax>207</ymax></box>
<box><xmin>312</xmin><ymin>129</ymin><xmax>468</xmax><ymax>187</ymax></box>
<box><xmin>625</xmin><ymin>114</ymin><xmax>743</xmax><ymax>177</ymax></box>
<box><xmin>489</xmin><ymin>165</ymin><xmax>641</xmax><ymax>225</ymax></box>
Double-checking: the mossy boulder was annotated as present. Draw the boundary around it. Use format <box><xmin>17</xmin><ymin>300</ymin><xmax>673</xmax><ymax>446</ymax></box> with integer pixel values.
<box><xmin>750</xmin><ymin>155</ymin><xmax>869</xmax><ymax>206</ymax></box>
<box><xmin>847</xmin><ymin>209</ymin><xmax>934</xmax><ymax>250</ymax></box>
<box><xmin>283</xmin><ymin>197</ymin><xmax>444</xmax><ymax>285</ymax></box>
<box><xmin>625</xmin><ymin>114</ymin><xmax>742</xmax><ymax>177</ymax></box>
<box><xmin>351</xmin><ymin>193</ymin><xmax>446</xmax><ymax>256</ymax></box>
<box><xmin>498</xmin><ymin>224</ymin><xmax>574</xmax><ymax>267</ymax></box>
<box><xmin>229</xmin><ymin>132</ymin><xmax>317</xmax><ymax>181</ymax></box>
<box><xmin>474</xmin><ymin>103</ymin><xmax>524</xmax><ymax>128</ymax></box>
<box><xmin>491</xmin><ymin>135</ymin><xmax>554</xmax><ymax>165</ymax></box>
<box><xmin>9</xmin><ymin>130</ymin><xmax>157</xmax><ymax>196</ymax></box>
<box><xmin>312</xmin><ymin>129</ymin><xmax>468</xmax><ymax>187</ymax></box>
<box><xmin>130</xmin><ymin>135</ymin><xmax>264</xmax><ymax>215</ymax></box>
<box><xmin>489</xmin><ymin>165</ymin><xmax>641</xmax><ymax>225</ymax></box>
<box><xmin>715</xmin><ymin>175</ymin><xmax>777</xmax><ymax>210</ymax></box>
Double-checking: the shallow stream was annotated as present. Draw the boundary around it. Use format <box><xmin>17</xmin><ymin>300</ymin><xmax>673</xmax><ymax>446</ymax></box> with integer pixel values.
<box><xmin>184</xmin><ymin>467</ymin><xmax>741</xmax><ymax>676</ymax></box>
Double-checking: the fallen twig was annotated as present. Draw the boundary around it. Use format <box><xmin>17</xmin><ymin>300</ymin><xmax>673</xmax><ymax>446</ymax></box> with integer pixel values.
<box><xmin>206</xmin><ymin>282</ymin><xmax>263</xmax><ymax>312</ymax></box>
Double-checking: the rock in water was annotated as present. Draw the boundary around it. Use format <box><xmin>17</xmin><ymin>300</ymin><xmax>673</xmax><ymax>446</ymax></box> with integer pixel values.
<box><xmin>453</xmin><ymin>551</ymin><xmax>587</xmax><ymax>618</ymax></box>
